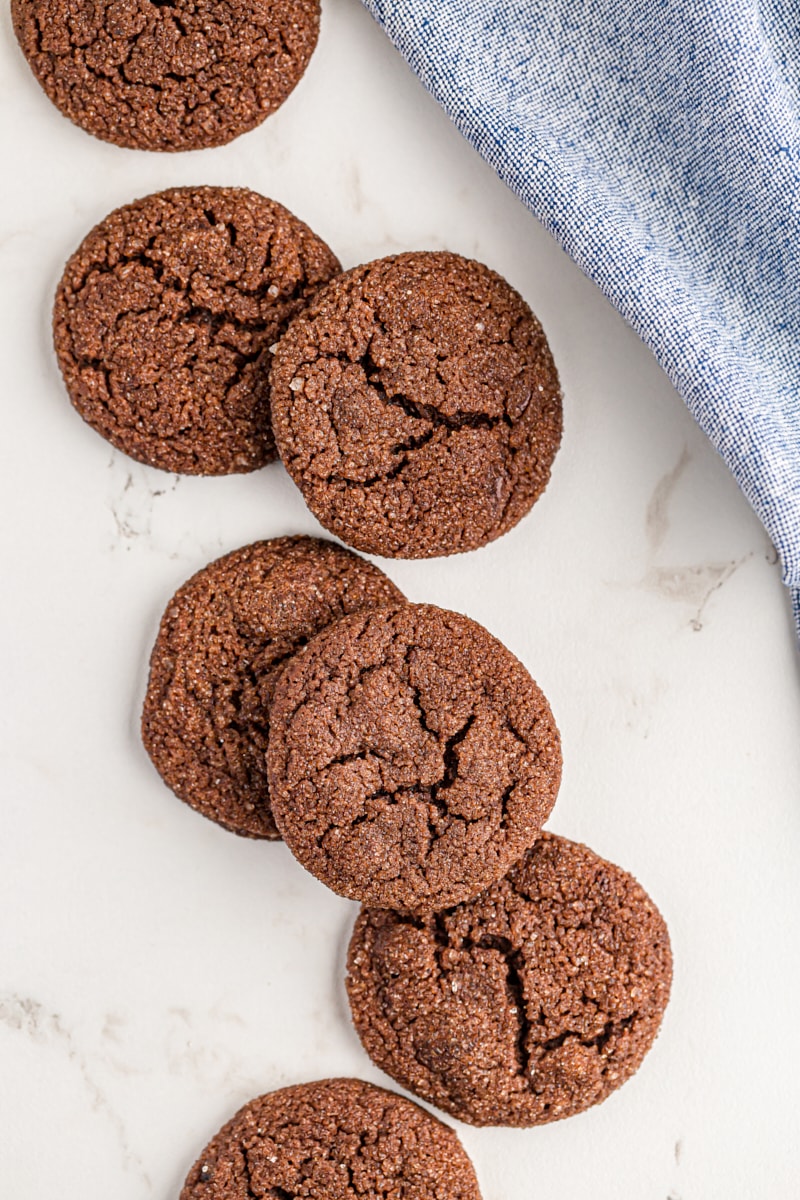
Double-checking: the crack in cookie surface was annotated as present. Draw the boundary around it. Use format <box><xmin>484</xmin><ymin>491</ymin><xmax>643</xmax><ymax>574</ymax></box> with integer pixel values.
<box><xmin>179</xmin><ymin>1078</ymin><xmax>483</xmax><ymax>1200</ymax></box>
<box><xmin>13</xmin><ymin>0</ymin><xmax>319</xmax><ymax>151</ymax></box>
<box><xmin>346</xmin><ymin>833</ymin><xmax>673</xmax><ymax>1126</ymax></box>
<box><xmin>267</xmin><ymin>603</ymin><xmax>562</xmax><ymax>909</ymax></box>
<box><xmin>270</xmin><ymin>252</ymin><xmax>563</xmax><ymax>558</ymax></box>
<box><xmin>141</xmin><ymin>536</ymin><xmax>403</xmax><ymax>838</ymax></box>
<box><xmin>53</xmin><ymin>187</ymin><xmax>340</xmax><ymax>474</ymax></box>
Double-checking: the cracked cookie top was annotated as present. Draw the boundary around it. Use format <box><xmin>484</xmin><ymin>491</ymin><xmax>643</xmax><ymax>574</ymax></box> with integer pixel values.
<box><xmin>267</xmin><ymin>603</ymin><xmax>562</xmax><ymax>910</ymax></box>
<box><xmin>346</xmin><ymin>833</ymin><xmax>673</xmax><ymax>1127</ymax></box>
<box><xmin>12</xmin><ymin>0</ymin><xmax>319</xmax><ymax>151</ymax></box>
<box><xmin>179</xmin><ymin>1077</ymin><xmax>482</xmax><ymax>1200</ymax></box>
<box><xmin>269</xmin><ymin>251</ymin><xmax>563</xmax><ymax>558</ymax></box>
<box><xmin>141</xmin><ymin>536</ymin><xmax>404</xmax><ymax>839</ymax></box>
<box><xmin>53</xmin><ymin>187</ymin><xmax>340</xmax><ymax>474</ymax></box>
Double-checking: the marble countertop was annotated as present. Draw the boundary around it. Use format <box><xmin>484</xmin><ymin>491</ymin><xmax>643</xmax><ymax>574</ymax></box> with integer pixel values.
<box><xmin>2</xmin><ymin>1</ymin><xmax>800</xmax><ymax>1196</ymax></box>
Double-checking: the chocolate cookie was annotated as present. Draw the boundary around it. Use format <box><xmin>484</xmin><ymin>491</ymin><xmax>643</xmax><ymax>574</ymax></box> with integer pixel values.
<box><xmin>267</xmin><ymin>603</ymin><xmax>561</xmax><ymax>908</ymax></box>
<box><xmin>53</xmin><ymin>187</ymin><xmax>340</xmax><ymax>475</ymax></box>
<box><xmin>269</xmin><ymin>251</ymin><xmax>563</xmax><ymax>558</ymax></box>
<box><xmin>180</xmin><ymin>1078</ymin><xmax>482</xmax><ymax>1200</ymax></box>
<box><xmin>141</xmin><ymin>536</ymin><xmax>404</xmax><ymax>838</ymax></box>
<box><xmin>346</xmin><ymin>833</ymin><xmax>672</xmax><ymax>1127</ymax></box>
<box><xmin>12</xmin><ymin>0</ymin><xmax>319</xmax><ymax>151</ymax></box>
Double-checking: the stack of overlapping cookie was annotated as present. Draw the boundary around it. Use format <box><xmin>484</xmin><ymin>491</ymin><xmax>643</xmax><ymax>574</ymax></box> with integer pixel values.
<box><xmin>141</xmin><ymin>534</ymin><xmax>672</xmax><ymax>1143</ymax></box>
<box><xmin>52</xmin><ymin>183</ymin><xmax>562</xmax><ymax>557</ymax></box>
<box><xmin>48</xmin><ymin>182</ymin><xmax>671</xmax><ymax>1198</ymax></box>
<box><xmin>15</xmin><ymin>3</ymin><xmax>671</xmax><ymax>1189</ymax></box>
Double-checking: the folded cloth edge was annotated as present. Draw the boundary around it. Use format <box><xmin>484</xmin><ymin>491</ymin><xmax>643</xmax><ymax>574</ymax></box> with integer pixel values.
<box><xmin>360</xmin><ymin>0</ymin><xmax>800</xmax><ymax>645</ymax></box>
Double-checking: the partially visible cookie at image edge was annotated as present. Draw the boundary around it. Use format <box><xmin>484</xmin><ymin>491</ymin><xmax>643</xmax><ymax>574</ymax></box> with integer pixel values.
<box><xmin>346</xmin><ymin>832</ymin><xmax>672</xmax><ymax>1127</ymax></box>
<box><xmin>270</xmin><ymin>250</ymin><xmax>563</xmax><ymax>558</ymax></box>
<box><xmin>142</xmin><ymin>536</ymin><xmax>404</xmax><ymax>839</ymax></box>
<box><xmin>53</xmin><ymin>186</ymin><xmax>340</xmax><ymax>475</ymax></box>
<box><xmin>12</xmin><ymin>0</ymin><xmax>320</xmax><ymax>152</ymax></box>
<box><xmin>267</xmin><ymin>602</ymin><xmax>562</xmax><ymax>908</ymax></box>
<box><xmin>179</xmin><ymin>1077</ymin><xmax>483</xmax><ymax>1200</ymax></box>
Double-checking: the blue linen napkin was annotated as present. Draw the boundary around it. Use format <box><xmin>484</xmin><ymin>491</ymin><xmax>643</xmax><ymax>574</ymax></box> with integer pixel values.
<box><xmin>362</xmin><ymin>0</ymin><xmax>800</xmax><ymax>637</ymax></box>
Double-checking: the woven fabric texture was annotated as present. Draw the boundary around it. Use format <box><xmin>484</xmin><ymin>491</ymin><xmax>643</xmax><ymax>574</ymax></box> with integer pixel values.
<box><xmin>362</xmin><ymin>0</ymin><xmax>800</xmax><ymax>637</ymax></box>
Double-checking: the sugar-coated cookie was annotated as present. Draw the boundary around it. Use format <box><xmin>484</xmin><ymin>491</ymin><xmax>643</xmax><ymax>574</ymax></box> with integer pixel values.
<box><xmin>142</xmin><ymin>536</ymin><xmax>404</xmax><ymax>838</ymax></box>
<box><xmin>347</xmin><ymin>833</ymin><xmax>672</xmax><ymax>1126</ymax></box>
<box><xmin>270</xmin><ymin>251</ymin><xmax>562</xmax><ymax>557</ymax></box>
<box><xmin>179</xmin><ymin>1077</ymin><xmax>483</xmax><ymax>1200</ymax></box>
<box><xmin>13</xmin><ymin>0</ymin><xmax>319</xmax><ymax>151</ymax></box>
<box><xmin>54</xmin><ymin>187</ymin><xmax>339</xmax><ymax>474</ymax></box>
<box><xmin>268</xmin><ymin>603</ymin><xmax>561</xmax><ymax>908</ymax></box>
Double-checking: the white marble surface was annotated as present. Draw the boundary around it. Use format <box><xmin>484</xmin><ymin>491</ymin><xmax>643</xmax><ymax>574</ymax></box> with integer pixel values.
<box><xmin>2</xmin><ymin>1</ymin><xmax>800</xmax><ymax>1197</ymax></box>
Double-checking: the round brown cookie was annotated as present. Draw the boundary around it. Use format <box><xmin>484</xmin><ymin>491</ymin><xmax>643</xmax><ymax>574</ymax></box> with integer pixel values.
<box><xmin>346</xmin><ymin>832</ymin><xmax>672</xmax><ymax>1127</ymax></box>
<box><xmin>53</xmin><ymin>187</ymin><xmax>340</xmax><ymax>475</ymax></box>
<box><xmin>267</xmin><ymin>603</ymin><xmax>561</xmax><ymax>908</ymax></box>
<box><xmin>269</xmin><ymin>250</ymin><xmax>563</xmax><ymax>558</ymax></box>
<box><xmin>12</xmin><ymin>0</ymin><xmax>319</xmax><ymax>152</ymax></box>
<box><xmin>180</xmin><ymin>1077</ymin><xmax>482</xmax><ymax>1200</ymax></box>
<box><xmin>142</xmin><ymin>536</ymin><xmax>404</xmax><ymax>839</ymax></box>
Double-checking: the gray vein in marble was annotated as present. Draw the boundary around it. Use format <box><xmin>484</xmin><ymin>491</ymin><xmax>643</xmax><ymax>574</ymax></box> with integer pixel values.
<box><xmin>615</xmin><ymin>675</ymin><xmax>669</xmax><ymax>739</ymax></box>
<box><xmin>164</xmin><ymin>1006</ymin><xmax>246</xmax><ymax>1089</ymax></box>
<box><xmin>642</xmin><ymin>557</ymin><xmax>750</xmax><ymax>631</ymax></box>
<box><xmin>646</xmin><ymin>446</ymin><xmax>691</xmax><ymax>552</ymax></box>
<box><xmin>617</xmin><ymin>444</ymin><xmax>755</xmax><ymax>629</ymax></box>
<box><xmin>0</xmin><ymin>992</ymin><xmax>151</xmax><ymax>1189</ymax></box>
<box><xmin>346</xmin><ymin>161</ymin><xmax>366</xmax><ymax>215</ymax></box>
<box><xmin>101</xmin><ymin>1011</ymin><xmax>127</xmax><ymax>1042</ymax></box>
<box><xmin>107</xmin><ymin>454</ymin><xmax>180</xmax><ymax>550</ymax></box>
